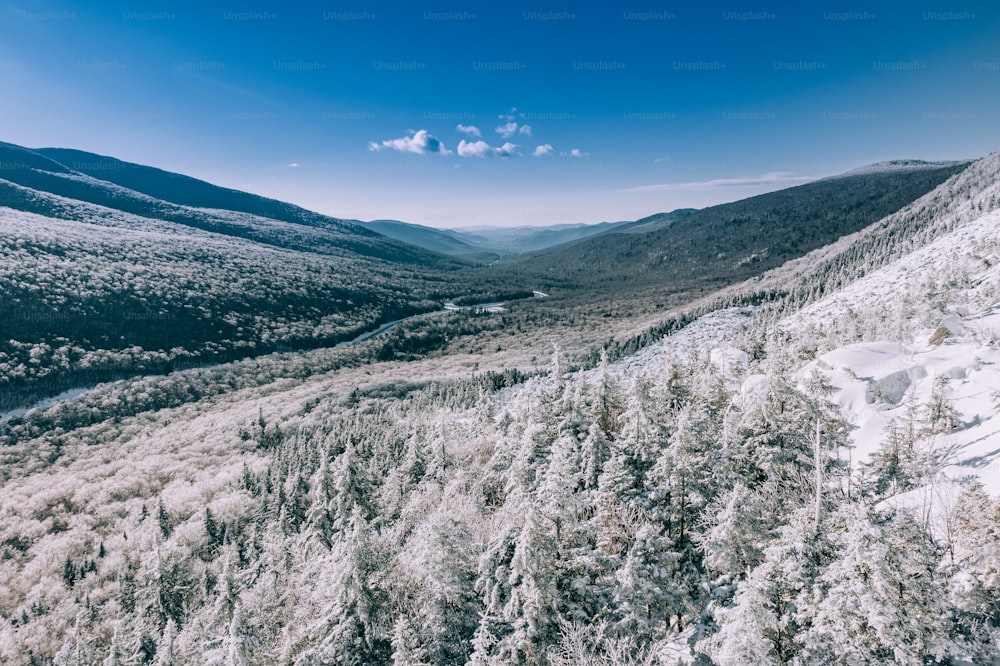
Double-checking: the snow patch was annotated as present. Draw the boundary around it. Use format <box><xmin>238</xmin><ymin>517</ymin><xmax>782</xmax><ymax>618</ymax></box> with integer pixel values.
<box><xmin>804</xmin><ymin>305</ymin><xmax>1000</xmax><ymax>494</ymax></box>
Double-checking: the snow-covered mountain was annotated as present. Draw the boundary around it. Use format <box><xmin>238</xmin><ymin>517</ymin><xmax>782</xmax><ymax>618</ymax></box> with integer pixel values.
<box><xmin>2</xmin><ymin>150</ymin><xmax>1000</xmax><ymax>664</ymax></box>
<box><xmin>0</xmin><ymin>142</ymin><xmax>523</xmax><ymax>413</ymax></box>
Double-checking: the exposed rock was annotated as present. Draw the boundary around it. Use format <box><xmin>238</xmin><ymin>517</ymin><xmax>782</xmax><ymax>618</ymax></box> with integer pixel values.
<box><xmin>929</xmin><ymin>325</ymin><xmax>952</xmax><ymax>345</ymax></box>
<box><xmin>929</xmin><ymin>315</ymin><xmax>964</xmax><ymax>345</ymax></box>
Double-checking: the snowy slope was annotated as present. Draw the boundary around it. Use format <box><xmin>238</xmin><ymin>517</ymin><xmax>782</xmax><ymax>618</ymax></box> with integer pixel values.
<box><xmin>800</xmin><ymin>309</ymin><xmax>1000</xmax><ymax>493</ymax></box>
<box><xmin>762</xmin><ymin>151</ymin><xmax>1000</xmax><ymax>492</ymax></box>
<box><xmin>788</xmin><ymin>206</ymin><xmax>1000</xmax><ymax>341</ymax></box>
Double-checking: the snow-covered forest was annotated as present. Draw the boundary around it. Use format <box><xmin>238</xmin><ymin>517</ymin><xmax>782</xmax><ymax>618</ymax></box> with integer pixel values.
<box><xmin>2</xmin><ymin>151</ymin><xmax>1000</xmax><ymax>665</ymax></box>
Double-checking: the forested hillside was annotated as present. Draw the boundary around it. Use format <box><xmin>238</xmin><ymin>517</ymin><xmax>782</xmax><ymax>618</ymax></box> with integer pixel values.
<box><xmin>0</xmin><ymin>143</ymin><xmax>543</xmax><ymax>412</ymax></box>
<box><xmin>515</xmin><ymin>162</ymin><xmax>971</xmax><ymax>293</ymax></box>
<box><xmin>1</xmin><ymin>151</ymin><xmax>999</xmax><ymax>664</ymax></box>
<box><xmin>0</xmin><ymin>144</ymin><xmax>448</xmax><ymax>265</ymax></box>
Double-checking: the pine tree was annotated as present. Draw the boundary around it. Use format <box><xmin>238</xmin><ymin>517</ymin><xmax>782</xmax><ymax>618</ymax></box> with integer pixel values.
<box><xmin>580</xmin><ymin>421</ymin><xmax>610</xmax><ymax>491</ymax></box>
<box><xmin>948</xmin><ymin>482</ymin><xmax>1000</xmax><ymax>655</ymax></box>
<box><xmin>797</xmin><ymin>505</ymin><xmax>954</xmax><ymax>664</ymax></box>
<box><xmin>404</xmin><ymin>511</ymin><xmax>480</xmax><ymax>664</ymax></box>
<box><xmin>470</xmin><ymin>524</ymin><xmax>519</xmax><ymax>665</ymax></box>
<box><xmin>702</xmin><ymin>508</ymin><xmax>832</xmax><ymax>665</ymax></box>
<box><xmin>924</xmin><ymin>375</ymin><xmax>961</xmax><ymax>435</ymax></box>
<box><xmin>103</xmin><ymin>622</ymin><xmax>124</xmax><ymax>666</ymax></box>
<box><xmin>703</xmin><ymin>574</ymin><xmax>783</xmax><ymax>666</ymax></box>
<box><xmin>294</xmin><ymin>506</ymin><xmax>391</xmax><ymax>665</ymax></box>
<box><xmin>158</xmin><ymin>501</ymin><xmax>173</xmax><ymax>539</ymax></box>
<box><xmin>595</xmin><ymin>380</ymin><xmax>658</xmax><ymax>556</ymax></box>
<box><xmin>538</xmin><ymin>433</ymin><xmax>585</xmax><ymax>550</ymax></box>
<box><xmin>154</xmin><ymin>619</ymin><xmax>177</xmax><ymax>666</ymax></box>
<box><xmin>302</xmin><ymin>452</ymin><xmax>335</xmax><ymax>551</ymax></box>
<box><xmin>612</xmin><ymin>523</ymin><xmax>682</xmax><ymax>641</ymax></box>
<box><xmin>205</xmin><ymin>507</ymin><xmax>223</xmax><ymax>548</ymax></box>
<box><xmin>202</xmin><ymin>545</ymin><xmax>255</xmax><ymax>665</ymax></box>
<box><xmin>698</xmin><ymin>482</ymin><xmax>767</xmax><ymax>580</ymax></box>
<box><xmin>390</xmin><ymin>616</ymin><xmax>431</xmax><ymax>666</ymax></box>
<box><xmin>500</xmin><ymin>504</ymin><xmax>561</xmax><ymax>665</ymax></box>
<box><xmin>594</xmin><ymin>349</ymin><xmax>624</xmax><ymax>440</ymax></box>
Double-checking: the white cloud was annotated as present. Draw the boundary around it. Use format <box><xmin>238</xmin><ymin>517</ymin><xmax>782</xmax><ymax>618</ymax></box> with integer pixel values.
<box><xmin>563</xmin><ymin>148</ymin><xmax>588</xmax><ymax>158</ymax></box>
<box><xmin>518</xmin><ymin>124</ymin><xmax>532</xmax><ymax>136</ymax></box>
<box><xmin>533</xmin><ymin>144</ymin><xmax>554</xmax><ymax>157</ymax></box>
<box><xmin>457</xmin><ymin>139</ymin><xmax>493</xmax><ymax>157</ymax></box>
<box><xmin>369</xmin><ymin>129</ymin><xmax>450</xmax><ymax>154</ymax></box>
<box><xmin>457</xmin><ymin>139</ymin><xmax>518</xmax><ymax>158</ymax></box>
<box><xmin>495</xmin><ymin>142</ymin><xmax>518</xmax><ymax>157</ymax></box>
<box><xmin>624</xmin><ymin>172</ymin><xmax>816</xmax><ymax>193</ymax></box>
<box><xmin>284</xmin><ymin>162</ymin><xmax>300</xmax><ymax>168</ymax></box>
<box><xmin>495</xmin><ymin>121</ymin><xmax>519</xmax><ymax>139</ymax></box>
<box><xmin>456</xmin><ymin>124</ymin><xmax>481</xmax><ymax>137</ymax></box>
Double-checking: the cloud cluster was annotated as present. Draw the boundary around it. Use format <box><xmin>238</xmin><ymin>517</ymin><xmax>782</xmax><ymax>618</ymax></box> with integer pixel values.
<box><xmin>368</xmin><ymin>129</ymin><xmax>450</xmax><ymax>155</ymax></box>
<box><xmin>457</xmin><ymin>140</ymin><xmax>518</xmax><ymax>158</ymax></box>
<box><xmin>369</xmin><ymin>107</ymin><xmax>586</xmax><ymax>161</ymax></box>
<box><xmin>495</xmin><ymin>121</ymin><xmax>532</xmax><ymax>139</ymax></box>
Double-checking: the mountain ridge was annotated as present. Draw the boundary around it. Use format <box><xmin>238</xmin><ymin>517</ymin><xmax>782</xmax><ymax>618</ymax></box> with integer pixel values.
<box><xmin>1</xmin><ymin>141</ymin><xmax>457</xmax><ymax>267</ymax></box>
<box><xmin>513</xmin><ymin>161</ymin><xmax>974</xmax><ymax>291</ymax></box>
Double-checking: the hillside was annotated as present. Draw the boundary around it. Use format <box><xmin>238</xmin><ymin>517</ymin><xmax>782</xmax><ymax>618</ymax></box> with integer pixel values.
<box><xmin>1</xmin><ymin>151</ymin><xmax>999</xmax><ymax>664</ymax></box>
<box><xmin>0</xmin><ymin>143</ymin><xmax>449</xmax><ymax>266</ymax></box>
<box><xmin>514</xmin><ymin>162</ymin><xmax>971</xmax><ymax>293</ymax></box>
<box><xmin>0</xmin><ymin>143</ymin><xmax>536</xmax><ymax>412</ymax></box>
<box><xmin>614</xmin><ymin>208</ymin><xmax>699</xmax><ymax>234</ymax></box>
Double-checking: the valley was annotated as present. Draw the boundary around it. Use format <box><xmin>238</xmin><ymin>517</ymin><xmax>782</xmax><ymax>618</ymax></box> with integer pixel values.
<box><xmin>2</xmin><ymin>143</ymin><xmax>1000</xmax><ymax>664</ymax></box>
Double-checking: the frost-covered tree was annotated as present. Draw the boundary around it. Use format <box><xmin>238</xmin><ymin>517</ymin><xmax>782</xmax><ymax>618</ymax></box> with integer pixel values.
<box><xmin>595</xmin><ymin>380</ymin><xmax>659</xmax><ymax>556</ymax></box>
<box><xmin>698</xmin><ymin>482</ymin><xmax>767</xmax><ymax>580</ymax></box>
<box><xmin>797</xmin><ymin>505</ymin><xmax>954</xmax><ymax>664</ymax></box>
<box><xmin>401</xmin><ymin>510</ymin><xmax>480</xmax><ymax>664</ymax></box>
<box><xmin>302</xmin><ymin>451</ymin><xmax>336</xmax><ymax>551</ymax></box>
<box><xmin>293</xmin><ymin>506</ymin><xmax>391</xmax><ymax>665</ymax></box>
<box><xmin>154</xmin><ymin>619</ymin><xmax>177</xmax><ymax>666</ymax></box>
<box><xmin>469</xmin><ymin>526</ymin><xmax>519</xmax><ymax>665</ymax></box>
<box><xmin>949</xmin><ymin>482</ymin><xmax>1000</xmax><ymax>654</ymax></box>
<box><xmin>925</xmin><ymin>375</ymin><xmax>962</xmax><ymax>435</ymax></box>
<box><xmin>702</xmin><ymin>508</ymin><xmax>832</xmax><ymax>665</ymax></box>
<box><xmin>612</xmin><ymin>523</ymin><xmax>682</xmax><ymax>641</ymax></box>
<box><xmin>593</xmin><ymin>349</ymin><xmax>624</xmax><ymax>440</ymax></box>
<box><xmin>501</xmin><ymin>504</ymin><xmax>561</xmax><ymax>664</ymax></box>
<box><xmin>390</xmin><ymin>615</ymin><xmax>430</xmax><ymax>666</ymax></box>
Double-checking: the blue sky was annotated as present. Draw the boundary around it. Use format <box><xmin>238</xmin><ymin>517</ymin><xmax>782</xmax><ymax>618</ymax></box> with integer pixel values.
<box><xmin>1</xmin><ymin>1</ymin><xmax>998</xmax><ymax>227</ymax></box>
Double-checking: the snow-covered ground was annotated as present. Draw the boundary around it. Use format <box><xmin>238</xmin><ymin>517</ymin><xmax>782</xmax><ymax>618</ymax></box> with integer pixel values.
<box><xmin>612</xmin><ymin>306</ymin><xmax>757</xmax><ymax>378</ymax></box>
<box><xmin>799</xmin><ymin>306</ymin><xmax>1000</xmax><ymax>493</ymax></box>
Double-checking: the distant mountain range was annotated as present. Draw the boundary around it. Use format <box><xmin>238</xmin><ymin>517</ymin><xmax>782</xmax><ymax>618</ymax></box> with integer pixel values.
<box><xmin>363</xmin><ymin>218</ymin><xmax>641</xmax><ymax>260</ymax></box>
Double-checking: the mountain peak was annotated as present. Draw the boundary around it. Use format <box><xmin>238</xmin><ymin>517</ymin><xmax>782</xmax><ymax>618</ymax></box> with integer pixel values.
<box><xmin>833</xmin><ymin>158</ymin><xmax>973</xmax><ymax>178</ymax></box>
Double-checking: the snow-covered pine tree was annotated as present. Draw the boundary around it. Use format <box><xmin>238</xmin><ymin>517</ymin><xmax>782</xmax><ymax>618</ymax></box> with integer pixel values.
<box><xmin>797</xmin><ymin>504</ymin><xmax>954</xmax><ymax>664</ymax></box>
